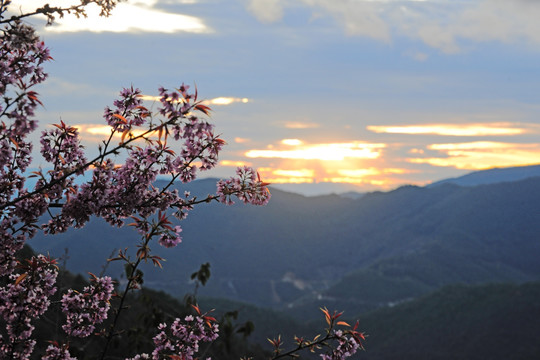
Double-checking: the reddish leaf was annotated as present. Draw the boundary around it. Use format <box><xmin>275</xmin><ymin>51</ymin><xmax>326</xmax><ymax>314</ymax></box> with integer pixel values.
<box><xmin>194</xmin><ymin>104</ymin><xmax>211</xmax><ymax>115</ymax></box>
<box><xmin>191</xmin><ymin>304</ymin><xmax>201</xmax><ymax>315</ymax></box>
<box><xmin>112</xmin><ymin>113</ymin><xmax>128</xmax><ymax>124</ymax></box>
<box><xmin>15</xmin><ymin>273</ymin><xmax>27</xmax><ymax>285</ymax></box>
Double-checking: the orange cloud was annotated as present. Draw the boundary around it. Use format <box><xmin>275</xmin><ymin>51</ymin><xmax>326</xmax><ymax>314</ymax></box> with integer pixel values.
<box><xmin>283</xmin><ymin>122</ymin><xmax>320</xmax><ymax>129</ymax></box>
<box><xmin>254</xmin><ymin>161</ymin><xmax>413</xmax><ymax>189</ymax></box>
<box><xmin>367</xmin><ymin>123</ymin><xmax>532</xmax><ymax>136</ymax></box>
<box><xmin>409</xmin><ymin>141</ymin><xmax>540</xmax><ymax>169</ymax></box>
<box><xmin>256</xmin><ymin>167</ymin><xmax>315</xmax><ymax>184</ymax></box>
<box><xmin>220</xmin><ymin>160</ymin><xmax>252</xmax><ymax>167</ymax></box>
<box><xmin>245</xmin><ymin>142</ymin><xmax>386</xmax><ymax>161</ymax></box>
<box><xmin>75</xmin><ymin>124</ymin><xmax>150</xmax><ymax>139</ymax></box>
<box><xmin>281</xmin><ymin>139</ymin><xmax>304</xmax><ymax>146</ymax></box>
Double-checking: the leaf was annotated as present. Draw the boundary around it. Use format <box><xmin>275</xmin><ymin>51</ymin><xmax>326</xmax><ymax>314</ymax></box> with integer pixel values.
<box><xmin>194</xmin><ymin>104</ymin><xmax>211</xmax><ymax>115</ymax></box>
<box><xmin>27</xmin><ymin>91</ymin><xmax>44</xmax><ymax>106</ymax></box>
<box><xmin>112</xmin><ymin>113</ymin><xmax>128</xmax><ymax>124</ymax></box>
<box><xmin>121</xmin><ymin>129</ymin><xmax>130</xmax><ymax>143</ymax></box>
<box><xmin>15</xmin><ymin>273</ymin><xmax>27</xmax><ymax>285</ymax></box>
<box><xmin>151</xmin><ymin>258</ymin><xmax>163</xmax><ymax>269</ymax></box>
<box><xmin>320</xmin><ymin>307</ymin><xmax>331</xmax><ymax>325</ymax></box>
<box><xmin>191</xmin><ymin>304</ymin><xmax>201</xmax><ymax>315</ymax></box>
<box><xmin>9</xmin><ymin>137</ymin><xmax>19</xmax><ymax>149</ymax></box>
<box><xmin>337</xmin><ymin>321</ymin><xmax>351</xmax><ymax>327</ymax></box>
<box><xmin>204</xmin><ymin>315</ymin><xmax>216</xmax><ymax>327</ymax></box>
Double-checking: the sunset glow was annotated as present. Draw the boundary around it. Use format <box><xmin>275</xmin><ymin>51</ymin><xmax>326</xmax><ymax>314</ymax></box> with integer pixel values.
<box><xmin>281</xmin><ymin>139</ymin><xmax>304</xmax><ymax>146</ymax></box>
<box><xmin>76</xmin><ymin>124</ymin><xmax>150</xmax><ymax>140</ymax></box>
<box><xmin>220</xmin><ymin>160</ymin><xmax>251</xmax><ymax>167</ymax></box>
<box><xmin>24</xmin><ymin>0</ymin><xmax>540</xmax><ymax>194</ymax></box>
<box><xmin>245</xmin><ymin>142</ymin><xmax>386</xmax><ymax>161</ymax></box>
<box><xmin>367</xmin><ymin>123</ymin><xmax>530</xmax><ymax>136</ymax></box>
<box><xmin>283</xmin><ymin>122</ymin><xmax>320</xmax><ymax>129</ymax></box>
<box><xmin>409</xmin><ymin>142</ymin><xmax>540</xmax><ymax>170</ymax></box>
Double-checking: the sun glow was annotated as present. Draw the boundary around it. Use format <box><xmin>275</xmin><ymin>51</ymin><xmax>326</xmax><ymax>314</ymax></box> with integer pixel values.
<box><xmin>220</xmin><ymin>160</ymin><xmax>252</xmax><ymax>167</ymax></box>
<box><xmin>409</xmin><ymin>142</ymin><xmax>540</xmax><ymax>169</ymax></box>
<box><xmin>367</xmin><ymin>123</ymin><xmax>531</xmax><ymax>136</ymax></box>
<box><xmin>283</xmin><ymin>122</ymin><xmax>320</xmax><ymax>129</ymax></box>
<box><xmin>281</xmin><ymin>139</ymin><xmax>304</xmax><ymax>146</ymax></box>
<box><xmin>245</xmin><ymin>142</ymin><xmax>386</xmax><ymax>161</ymax></box>
<box><xmin>256</xmin><ymin>168</ymin><xmax>315</xmax><ymax>184</ymax></box>
<box><xmin>75</xmin><ymin>124</ymin><xmax>151</xmax><ymax>139</ymax></box>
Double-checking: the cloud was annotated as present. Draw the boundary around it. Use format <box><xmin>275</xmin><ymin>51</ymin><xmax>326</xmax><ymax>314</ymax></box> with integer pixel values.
<box><xmin>283</xmin><ymin>121</ymin><xmax>320</xmax><ymax>129</ymax></box>
<box><xmin>234</xmin><ymin>137</ymin><xmax>250</xmax><ymax>144</ymax></box>
<box><xmin>246</xmin><ymin>0</ymin><xmax>285</xmax><ymax>24</ymax></box>
<box><xmin>408</xmin><ymin>141</ymin><xmax>540</xmax><ymax>170</ymax></box>
<box><xmin>281</xmin><ymin>139</ymin><xmax>304</xmax><ymax>146</ymax></box>
<box><xmin>367</xmin><ymin>123</ymin><xmax>535</xmax><ymax>136</ymax></box>
<box><xmin>244</xmin><ymin>0</ymin><xmax>540</xmax><ymax>52</ymax></box>
<box><xmin>243</xmin><ymin>139</ymin><xmax>408</xmax><ymax>186</ymax></box>
<box><xmin>245</xmin><ymin>141</ymin><xmax>386</xmax><ymax>161</ymax></box>
<box><xmin>11</xmin><ymin>0</ymin><xmax>210</xmax><ymax>33</ymax></box>
<box><xmin>220</xmin><ymin>160</ymin><xmax>252</xmax><ymax>167</ymax></box>
<box><xmin>75</xmin><ymin>124</ymin><xmax>150</xmax><ymax>141</ymax></box>
<box><xmin>138</xmin><ymin>95</ymin><xmax>249</xmax><ymax>106</ymax></box>
<box><xmin>206</xmin><ymin>97</ymin><xmax>250</xmax><ymax>105</ymax></box>
<box><xmin>256</xmin><ymin>164</ymin><xmax>410</xmax><ymax>187</ymax></box>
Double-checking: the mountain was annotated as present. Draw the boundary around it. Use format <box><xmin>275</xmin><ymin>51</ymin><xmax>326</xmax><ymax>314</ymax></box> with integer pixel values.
<box><xmin>358</xmin><ymin>282</ymin><xmax>540</xmax><ymax>360</ymax></box>
<box><xmin>29</xmin><ymin>171</ymin><xmax>540</xmax><ymax>317</ymax></box>
<box><xmin>428</xmin><ymin>164</ymin><xmax>540</xmax><ymax>187</ymax></box>
<box><xmin>25</xmin><ymin>240</ymin><xmax>540</xmax><ymax>360</ymax></box>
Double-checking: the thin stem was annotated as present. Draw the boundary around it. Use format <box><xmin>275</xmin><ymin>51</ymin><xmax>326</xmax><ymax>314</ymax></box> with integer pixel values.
<box><xmin>99</xmin><ymin>227</ymin><xmax>158</xmax><ymax>360</ymax></box>
<box><xmin>272</xmin><ymin>334</ymin><xmax>333</xmax><ymax>360</ymax></box>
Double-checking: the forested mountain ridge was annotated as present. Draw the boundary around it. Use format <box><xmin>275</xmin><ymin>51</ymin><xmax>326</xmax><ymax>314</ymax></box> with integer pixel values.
<box><xmin>30</xmin><ymin>169</ymin><xmax>540</xmax><ymax>316</ymax></box>
<box><xmin>428</xmin><ymin>163</ymin><xmax>540</xmax><ymax>187</ymax></box>
<box><xmin>358</xmin><ymin>281</ymin><xmax>540</xmax><ymax>360</ymax></box>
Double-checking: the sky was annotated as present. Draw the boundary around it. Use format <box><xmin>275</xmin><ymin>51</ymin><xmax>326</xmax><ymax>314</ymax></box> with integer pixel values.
<box><xmin>9</xmin><ymin>0</ymin><xmax>540</xmax><ymax>195</ymax></box>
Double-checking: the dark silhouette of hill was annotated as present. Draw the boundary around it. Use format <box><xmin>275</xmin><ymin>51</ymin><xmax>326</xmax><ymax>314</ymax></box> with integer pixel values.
<box><xmin>429</xmin><ymin>164</ymin><xmax>540</xmax><ymax>187</ymax></box>
<box><xmin>29</xmin><ymin>174</ymin><xmax>540</xmax><ymax>316</ymax></box>
<box><xmin>358</xmin><ymin>282</ymin><xmax>540</xmax><ymax>360</ymax></box>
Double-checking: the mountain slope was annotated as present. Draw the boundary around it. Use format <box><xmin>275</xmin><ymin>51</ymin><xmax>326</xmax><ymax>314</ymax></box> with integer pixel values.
<box><xmin>358</xmin><ymin>282</ymin><xmax>540</xmax><ymax>360</ymax></box>
<box><xmin>29</xmin><ymin>175</ymin><xmax>540</xmax><ymax>313</ymax></box>
<box><xmin>428</xmin><ymin>164</ymin><xmax>540</xmax><ymax>187</ymax></box>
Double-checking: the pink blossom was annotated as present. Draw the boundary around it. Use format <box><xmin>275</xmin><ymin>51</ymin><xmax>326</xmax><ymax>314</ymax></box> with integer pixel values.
<box><xmin>61</xmin><ymin>275</ymin><xmax>114</xmax><ymax>338</ymax></box>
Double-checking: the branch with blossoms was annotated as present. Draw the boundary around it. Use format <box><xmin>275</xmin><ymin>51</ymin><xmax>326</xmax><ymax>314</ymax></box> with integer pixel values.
<box><xmin>126</xmin><ymin>304</ymin><xmax>219</xmax><ymax>360</ymax></box>
<box><xmin>267</xmin><ymin>308</ymin><xmax>366</xmax><ymax>360</ymax></box>
<box><xmin>0</xmin><ymin>255</ymin><xmax>58</xmax><ymax>359</ymax></box>
<box><xmin>0</xmin><ymin>1</ymin><xmax>271</xmax><ymax>358</ymax></box>
<box><xmin>0</xmin><ymin>0</ymin><xmax>120</xmax><ymax>25</ymax></box>
<box><xmin>0</xmin><ymin>1</ymin><xmax>367</xmax><ymax>360</ymax></box>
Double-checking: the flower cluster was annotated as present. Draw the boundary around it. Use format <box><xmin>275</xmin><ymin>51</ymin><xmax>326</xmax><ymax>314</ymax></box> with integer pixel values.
<box><xmin>127</xmin><ymin>306</ymin><xmax>219</xmax><ymax>360</ymax></box>
<box><xmin>60</xmin><ymin>275</ymin><xmax>114</xmax><ymax>338</ymax></box>
<box><xmin>0</xmin><ymin>2</ymin><xmax>274</xmax><ymax>359</ymax></box>
<box><xmin>216</xmin><ymin>166</ymin><xmax>271</xmax><ymax>206</ymax></box>
<box><xmin>321</xmin><ymin>328</ymin><xmax>365</xmax><ymax>360</ymax></box>
<box><xmin>0</xmin><ymin>255</ymin><xmax>58</xmax><ymax>360</ymax></box>
<box><xmin>41</xmin><ymin>343</ymin><xmax>76</xmax><ymax>360</ymax></box>
<box><xmin>104</xmin><ymin>86</ymin><xmax>149</xmax><ymax>131</ymax></box>
<box><xmin>0</xmin><ymin>19</ymin><xmax>52</xmax><ymax>275</ymax></box>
